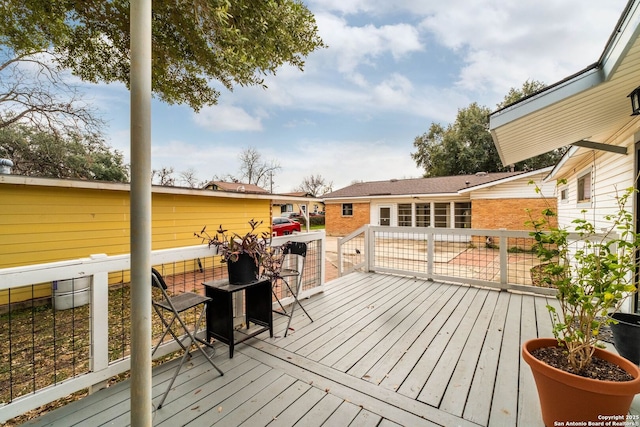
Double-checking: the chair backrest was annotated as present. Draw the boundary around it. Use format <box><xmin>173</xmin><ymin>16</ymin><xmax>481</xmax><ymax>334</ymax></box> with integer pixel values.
<box><xmin>151</xmin><ymin>267</ymin><xmax>168</xmax><ymax>290</ymax></box>
<box><xmin>283</xmin><ymin>241</ymin><xmax>307</xmax><ymax>257</ymax></box>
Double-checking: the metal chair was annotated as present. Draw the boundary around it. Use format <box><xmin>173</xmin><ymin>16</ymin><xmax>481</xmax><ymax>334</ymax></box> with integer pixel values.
<box><xmin>151</xmin><ymin>268</ymin><xmax>223</xmax><ymax>409</ymax></box>
<box><xmin>269</xmin><ymin>242</ymin><xmax>313</xmax><ymax>336</ymax></box>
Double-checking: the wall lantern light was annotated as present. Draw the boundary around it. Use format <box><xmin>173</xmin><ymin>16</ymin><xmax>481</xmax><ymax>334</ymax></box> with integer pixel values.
<box><xmin>628</xmin><ymin>86</ymin><xmax>640</xmax><ymax>116</ymax></box>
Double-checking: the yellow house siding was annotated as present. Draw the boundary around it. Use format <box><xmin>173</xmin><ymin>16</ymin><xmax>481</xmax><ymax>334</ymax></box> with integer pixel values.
<box><xmin>2</xmin><ymin>185</ymin><xmax>131</xmax><ymax>267</ymax></box>
<box><xmin>1</xmin><ymin>182</ymin><xmax>271</xmax><ymax>269</ymax></box>
<box><xmin>1</xmin><ymin>180</ymin><xmax>272</xmax><ymax>306</ymax></box>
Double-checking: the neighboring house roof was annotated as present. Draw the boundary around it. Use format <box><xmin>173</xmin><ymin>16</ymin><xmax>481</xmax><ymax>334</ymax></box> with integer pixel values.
<box><xmin>489</xmin><ymin>0</ymin><xmax>640</xmax><ymax>165</ymax></box>
<box><xmin>204</xmin><ymin>181</ymin><xmax>269</xmax><ymax>194</ymax></box>
<box><xmin>279</xmin><ymin>191</ymin><xmax>315</xmax><ymax>198</ymax></box>
<box><xmin>323</xmin><ymin>171</ymin><xmax>525</xmax><ymax>199</ymax></box>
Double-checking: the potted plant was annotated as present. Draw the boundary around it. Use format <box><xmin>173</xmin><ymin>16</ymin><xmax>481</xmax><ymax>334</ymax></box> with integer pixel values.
<box><xmin>524</xmin><ymin>185</ymin><xmax>640</xmax><ymax>425</ymax></box>
<box><xmin>195</xmin><ymin>219</ymin><xmax>273</xmax><ymax>285</ymax></box>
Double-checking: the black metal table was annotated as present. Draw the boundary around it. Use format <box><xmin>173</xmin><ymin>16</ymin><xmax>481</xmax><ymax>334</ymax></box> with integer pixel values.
<box><xmin>203</xmin><ymin>278</ymin><xmax>273</xmax><ymax>358</ymax></box>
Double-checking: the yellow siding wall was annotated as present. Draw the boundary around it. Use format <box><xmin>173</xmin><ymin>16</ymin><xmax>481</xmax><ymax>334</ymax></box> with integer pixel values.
<box><xmin>1</xmin><ymin>182</ymin><xmax>271</xmax><ymax>305</ymax></box>
<box><xmin>1</xmin><ymin>183</ymin><xmax>271</xmax><ymax>268</ymax></box>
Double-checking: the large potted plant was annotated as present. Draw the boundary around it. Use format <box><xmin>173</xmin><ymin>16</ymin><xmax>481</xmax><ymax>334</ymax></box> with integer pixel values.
<box><xmin>524</xmin><ymin>185</ymin><xmax>640</xmax><ymax>425</ymax></box>
<box><xmin>196</xmin><ymin>219</ymin><xmax>272</xmax><ymax>285</ymax></box>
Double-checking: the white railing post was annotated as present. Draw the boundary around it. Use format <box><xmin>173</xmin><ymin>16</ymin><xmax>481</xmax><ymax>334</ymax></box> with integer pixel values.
<box><xmin>89</xmin><ymin>254</ymin><xmax>109</xmax><ymax>393</ymax></box>
<box><xmin>499</xmin><ymin>229</ymin><xmax>508</xmax><ymax>286</ymax></box>
<box><xmin>427</xmin><ymin>227</ymin><xmax>434</xmax><ymax>280</ymax></box>
<box><xmin>319</xmin><ymin>230</ymin><xmax>326</xmax><ymax>285</ymax></box>
<box><xmin>366</xmin><ymin>225</ymin><xmax>374</xmax><ymax>272</ymax></box>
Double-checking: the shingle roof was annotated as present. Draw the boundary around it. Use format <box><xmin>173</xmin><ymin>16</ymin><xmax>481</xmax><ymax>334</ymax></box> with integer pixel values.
<box><xmin>205</xmin><ymin>181</ymin><xmax>269</xmax><ymax>193</ymax></box>
<box><xmin>323</xmin><ymin>171</ymin><xmax>524</xmax><ymax>199</ymax></box>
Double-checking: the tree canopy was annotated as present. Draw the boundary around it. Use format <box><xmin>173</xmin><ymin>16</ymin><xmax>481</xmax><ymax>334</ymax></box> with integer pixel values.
<box><xmin>411</xmin><ymin>80</ymin><xmax>565</xmax><ymax>177</ymax></box>
<box><xmin>0</xmin><ymin>123</ymin><xmax>129</xmax><ymax>181</ymax></box>
<box><xmin>0</xmin><ymin>0</ymin><xmax>325</xmax><ymax>111</ymax></box>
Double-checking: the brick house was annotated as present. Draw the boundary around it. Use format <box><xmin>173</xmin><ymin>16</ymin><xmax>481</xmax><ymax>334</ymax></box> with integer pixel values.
<box><xmin>322</xmin><ymin>168</ymin><xmax>555</xmax><ymax>236</ymax></box>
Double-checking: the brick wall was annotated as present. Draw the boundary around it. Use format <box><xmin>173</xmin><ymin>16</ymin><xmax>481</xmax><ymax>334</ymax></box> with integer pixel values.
<box><xmin>472</xmin><ymin>198</ymin><xmax>557</xmax><ymax>248</ymax></box>
<box><xmin>325</xmin><ymin>202</ymin><xmax>370</xmax><ymax>236</ymax></box>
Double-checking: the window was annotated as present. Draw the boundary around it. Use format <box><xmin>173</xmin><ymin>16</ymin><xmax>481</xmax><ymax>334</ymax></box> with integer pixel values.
<box><xmin>398</xmin><ymin>204</ymin><xmax>412</xmax><ymax>227</ymax></box>
<box><xmin>560</xmin><ymin>188</ymin><xmax>568</xmax><ymax>203</ymax></box>
<box><xmin>577</xmin><ymin>171</ymin><xmax>592</xmax><ymax>203</ymax></box>
<box><xmin>281</xmin><ymin>204</ymin><xmax>293</xmax><ymax>213</ymax></box>
<box><xmin>416</xmin><ymin>203</ymin><xmax>430</xmax><ymax>227</ymax></box>
<box><xmin>434</xmin><ymin>203</ymin><xmax>450</xmax><ymax>228</ymax></box>
<box><xmin>342</xmin><ymin>203</ymin><xmax>353</xmax><ymax>216</ymax></box>
<box><xmin>454</xmin><ymin>202</ymin><xmax>471</xmax><ymax>228</ymax></box>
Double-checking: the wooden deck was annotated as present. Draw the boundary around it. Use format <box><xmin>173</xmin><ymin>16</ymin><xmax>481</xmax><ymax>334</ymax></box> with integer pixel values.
<box><xmin>21</xmin><ymin>272</ymin><xmax>581</xmax><ymax>426</ymax></box>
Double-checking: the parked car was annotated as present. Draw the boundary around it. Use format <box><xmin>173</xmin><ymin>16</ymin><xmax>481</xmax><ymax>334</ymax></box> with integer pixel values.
<box><xmin>272</xmin><ymin>217</ymin><xmax>301</xmax><ymax>236</ymax></box>
<box><xmin>281</xmin><ymin>212</ymin><xmax>301</xmax><ymax>219</ymax></box>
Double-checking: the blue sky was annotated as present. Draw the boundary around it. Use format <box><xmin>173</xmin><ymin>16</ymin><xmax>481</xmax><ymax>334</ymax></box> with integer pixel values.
<box><xmin>82</xmin><ymin>0</ymin><xmax>628</xmax><ymax>192</ymax></box>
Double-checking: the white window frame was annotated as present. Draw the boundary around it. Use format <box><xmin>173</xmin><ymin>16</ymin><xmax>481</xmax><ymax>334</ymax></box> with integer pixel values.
<box><xmin>576</xmin><ymin>169</ymin><xmax>592</xmax><ymax>205</ymax></box>
<box><xmin>559</xmin><ymin>186</ymin><xmax>569</xmax><ymax>204</ymax></box>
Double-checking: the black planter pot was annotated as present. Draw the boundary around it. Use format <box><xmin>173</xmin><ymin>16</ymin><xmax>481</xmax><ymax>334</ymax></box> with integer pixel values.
<box><xmin>610</xmin><ymin>312</ymin><xmax>640</xmax><ymax>365</ymax></box>
<box><xmin>227</xmin><ymin>253</ymin><xmax>259</xmax><ymax>285</ymax></box>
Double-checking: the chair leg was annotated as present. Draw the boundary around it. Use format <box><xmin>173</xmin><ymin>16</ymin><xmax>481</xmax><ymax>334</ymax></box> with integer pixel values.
<box><xmin>271</xmin><ymin>278</ymin><xmax>288</xmax><ymax>315</ymax></box>
<box><xmin>282</xmin><ymin>276</ymin><xmax>313</xmax><ymax>337</ymax></box>
<box><xmin>155</xmin><ymin>309</ymin><xmax>223</xmax><ymax>409</ymax></box>
<box><xmin>190</xmin><ymin>311</ymin><xmax>224</xmax><ymax>377</ymax></box>
<box><xmin>156</xmin><ymin>335</ymin><xmax>193</xmax><ymax>409</ymax></box>
<box><xmin>153</xmin><ymin>310</ymin><xmax>188</xmax><ymax>355</ymax></box>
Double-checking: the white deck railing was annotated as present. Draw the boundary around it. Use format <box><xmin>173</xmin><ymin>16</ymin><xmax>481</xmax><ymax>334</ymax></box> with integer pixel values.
<box><xmin>0</xmin><ymin>231</ymin><xmax>325</xmax><ymax>423</ymax></box>
<box><xmin>338</xmin><ymin>225</ymin><xmax>562</xmax><ymax>296</ymax></box>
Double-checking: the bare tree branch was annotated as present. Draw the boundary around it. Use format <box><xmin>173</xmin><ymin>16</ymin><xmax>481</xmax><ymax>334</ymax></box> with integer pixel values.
<box><xmin>0</xmin><ymin>49</ymin><xmax>104</xmax><ymax>137</ymax></box>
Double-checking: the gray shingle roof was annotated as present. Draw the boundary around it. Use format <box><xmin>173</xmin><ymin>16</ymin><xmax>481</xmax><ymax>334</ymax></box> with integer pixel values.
<box><xmin>323</xmin><ymin>171</ymin><xmax>524</xmax><ymax>199</ymax></box>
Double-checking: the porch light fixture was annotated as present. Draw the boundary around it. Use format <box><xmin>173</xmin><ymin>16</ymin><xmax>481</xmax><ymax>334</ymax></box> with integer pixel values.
<box><xmin>628</xmin><ymin>86</ymin><xmax>640</xmax><ymax>116</ymax></box>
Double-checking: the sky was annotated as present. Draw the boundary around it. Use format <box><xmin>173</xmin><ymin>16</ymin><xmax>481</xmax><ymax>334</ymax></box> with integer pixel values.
<box><xmin>80</xmin><ymin>0</ymin><xmax>629</xmax><ymax>193</ymax></box>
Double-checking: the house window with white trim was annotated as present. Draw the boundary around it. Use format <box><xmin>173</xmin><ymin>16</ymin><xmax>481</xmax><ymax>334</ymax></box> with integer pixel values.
<box><xmin>577</xmin><ymin>171</ymin><xmax>592</xmax><ymax>203</ymax></box>
<box><xmin>398</xmin><ymin>204</ymin><xmax>412</xmax><ymax>227</ymax></box>
<box><xmin>416</xmin><ymin>203</ymin><xmax>430</xmax><ymax>227</ymax></box>
<box><xmin>434</xmin><ymin>203</ymin><xmax>450</xmax><ymax>228</ymax></box>
<box><xmin>560</xmin><ymin>188</ymin><xmax>568</xmax><ymax>203</ymax></box>
<box><xmin>342</xmin><ymin>203</ymin><xmax>353</xmax><ymax>216</ymax></box>
<box><xmin>454</xmin><ymin>202</ymin><xmax>471</xmax><ymax>228</ymax></box>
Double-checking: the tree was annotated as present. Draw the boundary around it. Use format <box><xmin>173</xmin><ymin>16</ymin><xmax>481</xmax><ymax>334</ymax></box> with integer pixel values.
<box><xmin>237</xmin><ymin>147</ymin><xmax>281</xmax><ymax>189</ymax></box>
<box><xmin>0</xmin><ymin>123</ymin><xmax>128</xmax><ymax>181</ymax></box>
<box><xmin>294</xmin><ymin>174</ymin><xmax>333</xmax><ymax>196</ymax></box>
<box><xmin>179</xmin><ymin>168</ymin><xmax>201</xmax><ymax>188</ymax></box>
<box><xmin>411</xmin><ymin>80</ymin><xmax>565</xmax><ymax>177</ymax></box>
<box><xmin>0</xmin><ymin>0</ymin><xmax>325</xmax><ymax>111</ymax></box>
<box><xmin>0</xmin><ymin>49</ymin><xmax>104</xmax><ymax>136</ymax></box>
<box><xmin>152</xmin><ymin>166</ymin><xmax>175</xmax><ymax>186</ymax></box>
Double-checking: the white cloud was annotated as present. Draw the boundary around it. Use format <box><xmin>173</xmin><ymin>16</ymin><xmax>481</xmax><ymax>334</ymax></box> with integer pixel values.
<box><xmin>192</xmin><ymin>104</ymin><xmax>264</xmax><ymax>132</ymax></box>
<box><xmin>91</xmin><ymin>0</ymin><xmax>630</xmax><ymax>192</ymax></box>
<box><xmin>271</xmin><ymin>139</ymin><xmax>424</xmax><ymax>191</ymax></box>
<box><xmin>314</xmin><ymin>13</ymin><xmax>423</xmax><ymax>74</ymax></box>
<box><xmin>418</xmin><ymin>0</ymin><xmax>627</xmax><ymax>95</ymax></box>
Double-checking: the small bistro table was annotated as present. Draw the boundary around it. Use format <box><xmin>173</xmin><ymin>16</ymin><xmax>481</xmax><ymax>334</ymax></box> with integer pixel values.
<box><xmin>202</xmin><ymin>278</ymin><xmax>273</xmax><ymax>358</ymax></box>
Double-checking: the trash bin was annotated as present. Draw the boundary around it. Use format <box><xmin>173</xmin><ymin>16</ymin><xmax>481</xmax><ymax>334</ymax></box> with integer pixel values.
<box><xmin>52</xmin><ymin>276</ymin><xmax>91</xmax><ymax>310</ymax></box>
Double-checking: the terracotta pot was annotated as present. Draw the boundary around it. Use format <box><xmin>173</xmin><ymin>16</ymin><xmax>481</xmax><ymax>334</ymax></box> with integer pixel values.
<box><xmin>227</xmin><ymin>252</ymin><xmax>259</xmax><ymax>285</ymax></box>
<box><xmin>522</xmin><ymin>338</ymin><xmax>640</xmax><ymax>427</ymax></box>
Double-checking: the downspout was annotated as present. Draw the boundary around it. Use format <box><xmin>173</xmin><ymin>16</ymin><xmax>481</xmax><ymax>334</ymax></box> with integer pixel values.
<box><xmin>130</xmin><ymin>0</ymin><xmax>152</xmax><ymax>425</ymax></box>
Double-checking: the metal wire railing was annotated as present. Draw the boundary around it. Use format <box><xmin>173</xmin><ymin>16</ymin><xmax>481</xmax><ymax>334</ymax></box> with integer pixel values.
<box><xmin>0</xmin><ymin>233</ymin><xmax>326</xmax><ymax>423</ymax></box>
<box><xmin>338</xmin><ymin>225</ymin><xmax>562</xmax><ymax>295</ymax></box>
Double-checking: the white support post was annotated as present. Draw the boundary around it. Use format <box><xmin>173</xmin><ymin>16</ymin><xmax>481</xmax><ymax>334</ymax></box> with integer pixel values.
<box><xmin>130</xmin><ymin>0</ymin><xmax>153</xmax><ymax>424</ymax></box>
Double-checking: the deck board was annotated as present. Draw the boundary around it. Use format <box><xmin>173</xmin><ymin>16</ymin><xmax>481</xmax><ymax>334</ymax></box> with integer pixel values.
<box><xmin>22</xmin><ymin>272</ymin><xmax>570</xmax><ymax>427</ymax></box>
<box><xmin>462</xmin><ymin>290</ymin><xmax>510</xmax><ymax>425</ymax></box>
<box><xmin>438</xmin><ymin>289</ymin><xmax>499</xmax><ymax>416</ymax></box>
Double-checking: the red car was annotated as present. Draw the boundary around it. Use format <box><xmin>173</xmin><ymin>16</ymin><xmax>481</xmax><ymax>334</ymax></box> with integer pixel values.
<box><xmin>272</xmin><ymin>217</ymin><xmax>301</xmax><ymax>236</ymax></box>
